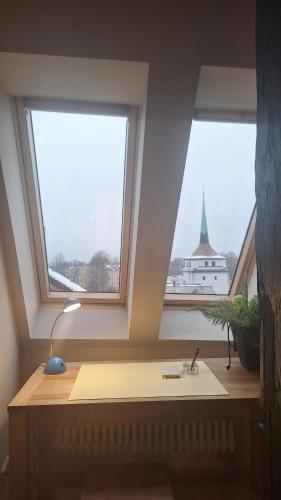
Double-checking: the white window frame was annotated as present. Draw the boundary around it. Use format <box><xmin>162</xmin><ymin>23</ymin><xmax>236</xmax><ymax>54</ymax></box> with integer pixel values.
<box><xmin>16</xmin><ymin>97</ymin><xmax>137</xmax><ymax>305</ymax></box>
<box><xmin>164</xmin><ymin>112</ymin><xmax>257</xmax><ymax>306</ymax></box>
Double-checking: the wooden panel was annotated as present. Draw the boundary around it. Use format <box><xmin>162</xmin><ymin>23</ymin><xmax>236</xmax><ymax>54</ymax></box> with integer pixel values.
<box><xmin>9</xmin><ymin>410</ymin><xmax>30</xmax><ymax>500</ymax></box>
<box><xmin>8</xmin><ymin>359</ymin><xmax>260</xmax><ymax>409</ymax></box>
<box><xmin>8</xmin><ymin>359</ymin><xmax>260</xmax><ymax>499</ymax></box>
<box><xmin>81</xmin><ymin>463</ymin><xmax>173</xmax><ymax>499</ymax></box>
<box><xmin>173</xmin><ymin>475</ymin><xmax>258</xmax><ymax>500</ymax></box>
<box><xmin>256</xmin><ymin>0</ymin><xmax>281</xmax><ymax>498</ymax></box>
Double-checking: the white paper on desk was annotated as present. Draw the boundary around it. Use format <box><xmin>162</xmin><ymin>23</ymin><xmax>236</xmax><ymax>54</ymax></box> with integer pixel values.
<box><xmin>68</xmin><ymin>361</ymin><xmax>228</xmax><ymax>400</ymax></box>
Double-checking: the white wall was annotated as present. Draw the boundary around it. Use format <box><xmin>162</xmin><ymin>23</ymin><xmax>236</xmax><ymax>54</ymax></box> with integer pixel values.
<box><xmin>0</xmin><ymin>88</ymin><xmax>39</xmax><ymax>339</ymax></box>
<box><xmin>191</xmin><ymin>270</ymin><xmax>229</xmax><ymax>294</ymax></box>
<box><xmin>0</xmin><ymin>235</ymin><xmax>20</xmax><ymax>466</ymax></box>
<box><xmin>0</xmin><ymin>88</ymin><xmax>29</xmax><ymax>467</ymax></box>
<box><xmin>159</xmin><ymin>310</ymin><xmax>228</xmax><ymax>341</ymax></box>
<box><xmin>248</xmin><ymin>265</ymin><xmax>257</xmax><ymax>298</ymax></box>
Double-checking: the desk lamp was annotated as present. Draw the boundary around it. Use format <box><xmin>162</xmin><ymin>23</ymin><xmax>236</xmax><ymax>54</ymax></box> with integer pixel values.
<box><xmin>44</xmin><ymin>298</ymin><xmax>81</xmax><ymax>374</ymax></box>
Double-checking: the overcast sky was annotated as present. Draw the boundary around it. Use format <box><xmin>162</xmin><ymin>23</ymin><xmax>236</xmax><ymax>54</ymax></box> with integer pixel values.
<box><xmin>32</xmin><ymin>111</ymin><xmax>256</xmax><ymax>265</ymax></box>
<box><xmin>32</xmin><ymin>110</ymin><xmax>126</xmax><ymax>264</ymax></box>
<box><xmin>171</xmin><ymin>120</ymin><xmax>256</xmax><ymax>259</ymax></box>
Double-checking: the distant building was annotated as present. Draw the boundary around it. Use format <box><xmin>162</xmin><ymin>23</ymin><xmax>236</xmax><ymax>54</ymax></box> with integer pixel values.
<box><xmin>182</xmin><ymin>194</ymin><xmax>229</xmax><ymax>294</ymax></box>
<box><xmin>106</xmin><ymin>264</ymin><xmax>120</xmax><ymax>292</ymax></box>
<box><xmin>166</xmin><ymin>194</ymin><xmax>229</xmax><ymax>295</ymax></box>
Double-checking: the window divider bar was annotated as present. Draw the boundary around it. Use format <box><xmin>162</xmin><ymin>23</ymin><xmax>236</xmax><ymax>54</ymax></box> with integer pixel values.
<box><xmin>22</xmin><ymin>97</ymin><xmax>130</xmax><ymax>117</ymax></box>
<box><xmin>194</xmin><ymin>108</ymin><xmax>256</xmax><ymax>124</ymax></box>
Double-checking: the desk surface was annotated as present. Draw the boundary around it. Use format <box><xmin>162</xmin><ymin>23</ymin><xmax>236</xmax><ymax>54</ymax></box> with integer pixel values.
<box><xmin>8</xmin><ymin>358</ymin><xmax>260</xmax><ymax>409</ymax></box>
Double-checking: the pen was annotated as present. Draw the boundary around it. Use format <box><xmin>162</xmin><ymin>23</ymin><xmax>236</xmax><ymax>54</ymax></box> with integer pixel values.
<box><xmin>190</xmin><ymin>348</ymin><xmax>200</xmax><ymax>371</ymax></box>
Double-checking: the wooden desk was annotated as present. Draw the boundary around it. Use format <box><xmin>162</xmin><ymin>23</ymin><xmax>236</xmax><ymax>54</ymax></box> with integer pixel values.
<box><xmin>8</xmin><ymin>358</ymin><xmax>260</xmax><ymax>500</ymax></box>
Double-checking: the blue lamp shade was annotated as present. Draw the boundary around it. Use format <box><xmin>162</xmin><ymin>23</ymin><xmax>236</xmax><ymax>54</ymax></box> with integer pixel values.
<box><xmin>44</xmin><ymin>356</ymin><xmax>66</xmax><ymax>374</ymax></box>
<box><xmin>43</xmin><ymin>298</ymin><xmax>81</xmax><ymax>375</ymax></box>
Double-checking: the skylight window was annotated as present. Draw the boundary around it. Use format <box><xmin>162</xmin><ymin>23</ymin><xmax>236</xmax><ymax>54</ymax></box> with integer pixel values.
<box><xmin>166</xmin><ymin>119</ymin><xmax>256</xmax><ymax>297</ymax></box>
<box><xmin>19</xmin><ymin>99</ymin><xmax>136</xmax><ymax>302</ymax></box>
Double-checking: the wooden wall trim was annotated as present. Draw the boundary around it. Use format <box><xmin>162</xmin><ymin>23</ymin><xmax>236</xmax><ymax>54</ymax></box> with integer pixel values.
<box><xmin>256</xmin><ymin>0</ymin><xmax>281</xmax><ymax>497</ymax></box>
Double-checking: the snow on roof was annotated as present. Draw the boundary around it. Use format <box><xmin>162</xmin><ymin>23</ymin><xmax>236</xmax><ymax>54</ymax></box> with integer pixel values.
<box><xmin>48</xmin><ymin>268</ymin><xmax>86</xmax><ymax>292</ymax></box>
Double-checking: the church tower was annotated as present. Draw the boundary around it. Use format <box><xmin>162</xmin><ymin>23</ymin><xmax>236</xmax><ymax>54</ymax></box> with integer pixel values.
<box><xmin>182</xmin><ymin>194</ymin><xmax>230</xmax><ymax>294</ymax></box>
<box><xmin>192</xmin><ymin>193</ymin><xmax>217</xmax><ymax>256</ymax></box>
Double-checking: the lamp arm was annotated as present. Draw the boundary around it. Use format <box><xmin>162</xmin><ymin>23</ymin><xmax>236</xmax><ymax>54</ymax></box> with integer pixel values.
<box><xmin>49</xmin><ymin>311</ymin><xmax>64</xmax><ymax>358</ymax></box>
<box><xmin>50</xmin><ymin>311</ymin><xmax>64</xmax><ymax>341</ymax></box>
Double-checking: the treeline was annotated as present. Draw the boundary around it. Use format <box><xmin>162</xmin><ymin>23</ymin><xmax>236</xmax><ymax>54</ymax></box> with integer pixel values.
<box><xmin>50</xmin><ymin>251</ymin><xmax>119</xmax><ymax>292</ymax></box>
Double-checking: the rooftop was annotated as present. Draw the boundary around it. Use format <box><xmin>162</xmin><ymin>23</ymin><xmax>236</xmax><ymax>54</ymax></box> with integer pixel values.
<box><xmin>48</xmin><ymin>267</ymin><xmax>86</xmax><ymax>292</ymax></box>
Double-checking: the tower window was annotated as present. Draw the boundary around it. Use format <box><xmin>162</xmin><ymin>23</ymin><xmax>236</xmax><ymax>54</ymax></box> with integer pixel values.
<box><xmin>212</xmin><ymin>261</ymin><xmax>215</xmax><ymax>267</ymax></box>
<box><xmin>202</xmin><ymin>276</ymin><xmax>205</xmax><ymax>280</ymax></box>
<box><xmin>214</xmin><ymin>276</ymin><xmax>217</xmax><ymax>280</ymax></box>
<box><xmin>204</xmin><ymin>261</ymin><xmax>208</xmax><ymax>266</ymax></box>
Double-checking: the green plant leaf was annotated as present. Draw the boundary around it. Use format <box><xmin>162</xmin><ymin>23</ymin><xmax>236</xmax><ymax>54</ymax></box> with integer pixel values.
<box><xmin>189</xmin><ymin>283</ymin><xmax>260</xmax><ymax>332</ymax></box>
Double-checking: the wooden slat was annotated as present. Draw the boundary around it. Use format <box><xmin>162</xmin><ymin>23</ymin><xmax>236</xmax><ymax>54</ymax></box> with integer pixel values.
<box><xmin>172</xmin><ymin>475</ymin><xmax>258</xmax><ymax>500</ymax></box>
<box><xmin>9</xmin><ymin>410</ymin><xmax>30</xmax><ymax>500</ymax></box>
<box><xmin>81</xmin><ymin>463</ymin><xmax>173</xmax><ymax>499</ymax></box>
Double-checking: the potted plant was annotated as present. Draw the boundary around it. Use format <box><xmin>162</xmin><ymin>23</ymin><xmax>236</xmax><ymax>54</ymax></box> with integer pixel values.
<box><xmin>194</xmin><ymin>284</ymin><xmax>260</xmax><ymax>371</ymax></box>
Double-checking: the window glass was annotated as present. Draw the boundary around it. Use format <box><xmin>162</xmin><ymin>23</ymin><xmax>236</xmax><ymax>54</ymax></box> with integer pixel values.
<box><xmin>167</xmin><ymin>120</ymin><xmax>256</xmax><ymax>295</ymax></box>
<box><xmin>31</xmin><ymin>109</ymin><xmax>128</xmax><ymax>293</ymax></box>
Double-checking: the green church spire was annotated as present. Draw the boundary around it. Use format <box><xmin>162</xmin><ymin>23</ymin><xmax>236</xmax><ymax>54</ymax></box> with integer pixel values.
<box><xmin>200</xmin><ymin>192</ymin><xmax>209</xmax><ymax>244</ymax></box>
<box><xmin>192</xmin><ymin>191</ymin><xmax>217</xmax><ymax>256</ymax></box>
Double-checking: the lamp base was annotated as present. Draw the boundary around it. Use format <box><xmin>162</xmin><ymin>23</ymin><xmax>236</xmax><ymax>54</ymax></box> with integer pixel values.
<box><xmin>44</xmin><ymin>356</ymin><xmax>66</xmax><ymax>374</ymax></box>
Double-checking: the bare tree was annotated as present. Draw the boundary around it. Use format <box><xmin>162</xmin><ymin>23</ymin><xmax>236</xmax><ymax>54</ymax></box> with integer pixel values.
<box><xmin>85</xmin><ymin>251</ymin><xmax>110</xmax><ymax>292</ymax></box>
<box><xmin>221</xmin><ymin>252</ymin><xmax>238</xmax><ymax>281</ymax></box>
<box><xmin>169</xmin><ymin>257</ymin><xmax>185</xmax><ymax>276</ymax></box>
<box><xmin>50</xmin><ymin>253</ymin><xmax>67</xmax><ymax>275</ymax></box>
<box><xmin>64</xmin><ymin>260</ymin><xmax>85</xmax><ymax>283</ymax></box>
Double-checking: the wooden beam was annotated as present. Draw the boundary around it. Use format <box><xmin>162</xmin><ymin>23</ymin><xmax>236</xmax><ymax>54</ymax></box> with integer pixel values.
<box><xmin>255</xmin><ymin>0</ymin><xmax>281</xmax><ymax>497</ymax></box>
<box><xmin>9</xmin><ymin>410</ymin><xmax>30</xmax><ymax>500</ymax></box>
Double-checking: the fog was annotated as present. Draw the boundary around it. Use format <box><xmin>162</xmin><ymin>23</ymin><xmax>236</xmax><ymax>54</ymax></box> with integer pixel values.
<box><xmin>32</xmin><ymin>111</ymin><xmax>256</xmax><ymax>265</ymax></box>
<box><xmin>171</xmin><ymin>120</ymin><xmax>256</xmax><ymax>259</ymax></box>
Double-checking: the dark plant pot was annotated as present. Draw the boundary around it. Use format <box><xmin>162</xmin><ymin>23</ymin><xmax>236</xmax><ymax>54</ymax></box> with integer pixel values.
<box><xmin>232</xmin><ymin>326</ymin><xmax>260</xmax><ymax>371</ymax></box>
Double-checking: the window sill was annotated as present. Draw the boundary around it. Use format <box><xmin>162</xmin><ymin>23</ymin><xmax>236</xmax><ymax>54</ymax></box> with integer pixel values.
<box><xmin>28</xmin><ymin>304</ymin><xmax>228</xmax><ymax>342</ymax></box>
<box><xmin>159</xmin><ymin>309</ymin><xmax>228</xmax><ymax>341</ymax></box>
<box><xmin>30</xmin><ymin>305</ymin><xmax>129</xmax><ymax>340</ymax></box>
<box><xmin>164</xmin><ymin>293</ymin><xmax>230</xmax><ymax>307</ymax></box>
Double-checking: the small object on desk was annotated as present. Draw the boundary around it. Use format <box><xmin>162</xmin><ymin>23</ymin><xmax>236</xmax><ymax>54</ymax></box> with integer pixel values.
<box><xmin>161</xmin><ymin>366</ymin><xmax>181</xmax><ymax>379</ymax></box>
<box><xmin>182</xmin><ymin>347</ymin><xmax>200</xmax><ymax>375</ymax></box>
<box><xmin>182</xmin><ymin>360</ymin><xmax>200</xmax><ymax>375</ymax></box>
<box><xmin>191</xmin><ymin>347</ymin><xmax>200</xmax><ymax>370</ymax></box>
<box><xmin>43</xmin><ymin>357</ymin><xmax>67</xmax><ymax>375</ymax></box>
